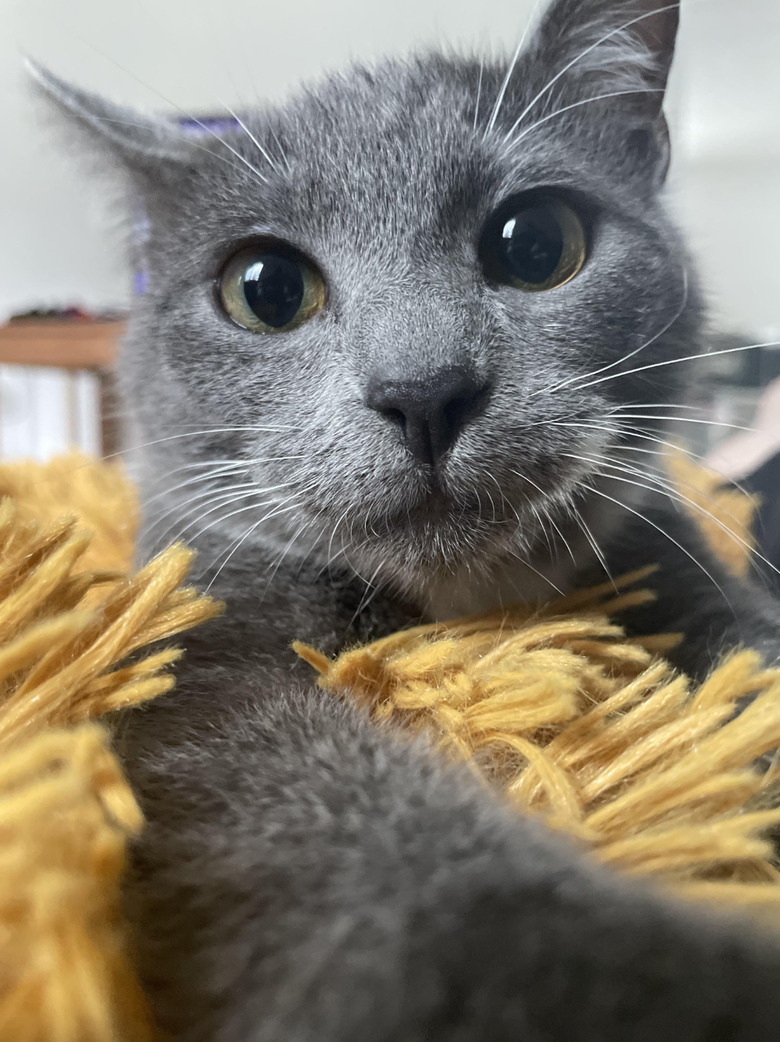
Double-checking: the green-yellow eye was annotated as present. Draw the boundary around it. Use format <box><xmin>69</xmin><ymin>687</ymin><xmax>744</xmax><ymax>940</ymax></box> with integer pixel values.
<box><xmin>480</xmin><ymin>195</ymin><xmax>587</xmax><ymax>292</ymax></box>
<box><xmin>218</xmin><ymin>245</ymin><xmax>326</xmax><ymax>333</ymax></box>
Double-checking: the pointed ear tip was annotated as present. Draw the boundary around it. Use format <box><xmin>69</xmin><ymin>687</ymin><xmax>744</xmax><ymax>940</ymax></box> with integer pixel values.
<box><xmin>24</xmin><ymin>58</ymin><xmax>78</xmax><ymax>108</ymax></box>
<box><xmin>25</xmin><ymin>57</ymin><xmax>60</xmax><ymax>91</ymax></box>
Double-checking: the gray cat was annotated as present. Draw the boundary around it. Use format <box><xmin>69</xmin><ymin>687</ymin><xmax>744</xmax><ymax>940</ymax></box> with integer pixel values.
<box><xmin>35</xmin><ymin>0</ymin><xmax>780</xmax><ymax>1038</ymax></box>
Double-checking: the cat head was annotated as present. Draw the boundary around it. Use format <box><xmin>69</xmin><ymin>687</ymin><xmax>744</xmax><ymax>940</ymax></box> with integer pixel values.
<box><xmin>35</xmin><ymin>0</ymin><xmax>701</xmax><ymax>605</ymax></box>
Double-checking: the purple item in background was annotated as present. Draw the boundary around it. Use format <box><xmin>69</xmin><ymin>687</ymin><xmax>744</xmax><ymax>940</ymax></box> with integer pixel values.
<box><xmin>131</xmin><ymin>115</ymin><xmax>241</xmax><ymax>295</ymax></box>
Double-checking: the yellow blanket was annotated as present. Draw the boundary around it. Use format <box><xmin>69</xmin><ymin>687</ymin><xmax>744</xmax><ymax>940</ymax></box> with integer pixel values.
<box><xmin>0</xmin><ymin>453</ymin><xmax>778</xmax><ymax>1042</ymax></box>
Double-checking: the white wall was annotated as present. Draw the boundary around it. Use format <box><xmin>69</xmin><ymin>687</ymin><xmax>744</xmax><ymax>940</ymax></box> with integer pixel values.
<box><xmin>1</xmin><ymin>0</ymin><xmax>779</xmax><ymax>336</ymax></box>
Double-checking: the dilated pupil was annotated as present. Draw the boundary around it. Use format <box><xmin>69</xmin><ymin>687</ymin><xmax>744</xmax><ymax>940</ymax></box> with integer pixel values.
<box><xmin>501</xmin><ymin>206</ymin><xmax>564</xmax><ymax>285</ymax></box>
<box><xmin>242</xmin><ymin>254</ymin><xmax>304</xmax><ymax>328</ymax></box>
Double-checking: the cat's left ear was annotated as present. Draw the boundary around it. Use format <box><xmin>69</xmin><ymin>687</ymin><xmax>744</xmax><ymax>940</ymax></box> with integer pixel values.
<box><xmin>27</xmin><ymin>60</ymin><xmax>198</xmax><ymax>176</ymax></box>
<box><xmin>526</xmin><ymin>0</ymin><xmax>680</xmax><ymax>183</ymax></box>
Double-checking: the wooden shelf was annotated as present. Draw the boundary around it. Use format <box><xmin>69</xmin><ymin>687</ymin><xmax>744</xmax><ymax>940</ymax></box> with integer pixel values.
<box><xmin>0</xmin><ymin>319</ymin><xmax>125</xmax><ymax>369</ymax></box>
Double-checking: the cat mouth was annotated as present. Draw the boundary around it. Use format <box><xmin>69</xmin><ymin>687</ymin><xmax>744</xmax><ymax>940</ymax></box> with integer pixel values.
<box><xmin>409</xmin><ymin>483</ymin><xmax>458</xmax><ymax>519</ymax></box>
<box><xmin>303</xmin><ymin>441</ymin><xmax>610</xmax><ymax>584</ymax></box>
<box><xmin>355</xmin><ymin>449</ymin><xmax>609</xmax><ymax>569</ymax></box>
<box><xmin>372</xmin><ymin>481</ymin><xmax>525</xmax><ymax>550</ymax></box>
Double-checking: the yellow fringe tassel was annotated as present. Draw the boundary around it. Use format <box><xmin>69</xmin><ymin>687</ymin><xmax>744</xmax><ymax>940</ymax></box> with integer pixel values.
<box><xmin>295</xmin><ymin>571</ymin><xmax>780</xmax><ymax>918</ymax></box>
<box><xmin>0</xmin><ymin>448</ymin><xmax>776</xmax><ymax>1042</ymax></box>
<box><xmin>0</xmin><ymin>454</ymin><xmax>221</xmax><ymax>1042</ymax></box>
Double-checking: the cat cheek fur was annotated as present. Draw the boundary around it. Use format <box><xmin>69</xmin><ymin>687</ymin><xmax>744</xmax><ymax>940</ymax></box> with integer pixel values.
<box><xmin>31</xmin><ymin>0</ymin><xmax>780</xmax><ymax>1039</ymax></box>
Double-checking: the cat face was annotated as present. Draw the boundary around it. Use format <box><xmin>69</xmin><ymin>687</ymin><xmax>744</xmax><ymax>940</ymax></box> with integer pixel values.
<box><xmin>37</xmin><ymin>0</ymin><xmax>702</xmax><ymax>601</ymax></box>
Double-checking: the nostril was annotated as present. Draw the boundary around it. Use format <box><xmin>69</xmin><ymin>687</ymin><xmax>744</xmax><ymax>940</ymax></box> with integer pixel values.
<box><xmin>365</xmin><ymin>368</ymin><xmax>487</xmax><ymax>468</ymax></box>
<box><xmin>381</xmin><ymin>406</ymin><xmax>407</xmax><ymax>434</ymax></box>
<box><xmin>442</xmin><ymin>390</ymin><xmax>480</xmax><ymax>435</ymax></box>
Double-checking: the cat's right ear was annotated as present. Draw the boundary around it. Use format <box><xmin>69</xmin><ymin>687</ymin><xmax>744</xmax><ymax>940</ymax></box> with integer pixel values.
<box><xmin>520</xmin><ymin>0</ymin><xmax>680</xmax><ymax>185</ymax></box>
<box><xmin>27</xmin><ymin>61</ymin><xmax>197</xmax><ymax>174</ymax></box>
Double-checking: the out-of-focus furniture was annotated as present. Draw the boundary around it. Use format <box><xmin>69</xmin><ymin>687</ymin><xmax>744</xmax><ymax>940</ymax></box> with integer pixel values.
<box><xmin>0</xmin><ymin>319</ymin><xmax>125</xmax><ymax>459</ymax></box>
<box><xmin>0</xmin><ymin>319</ymin><xmax>121</xmax><ymax>369</ymax></box>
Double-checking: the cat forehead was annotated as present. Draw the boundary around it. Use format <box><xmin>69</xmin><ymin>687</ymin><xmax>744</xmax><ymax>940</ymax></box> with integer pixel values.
<box><xmin>173</xmin><ymin>58</ymin><xmax>585</xmax><ymax>249</ymax></box>
<box><xmin>38</xmin><ymin>0</ymin><xmax>676</xmax><ymax>251</ymax></box>
<box><xmin>238</xmin><ymin>59</ymin><xmax>496</xmax><ymax>199</ymax></box>
<box><xmin>283</xmin><ymin>58</ymin><xmax>487</xmax><ymax>149</ymax></box>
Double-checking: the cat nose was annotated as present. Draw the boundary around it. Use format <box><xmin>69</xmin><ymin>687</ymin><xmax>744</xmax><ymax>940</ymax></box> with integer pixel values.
<box><xmin>366</xmin><ymin>368</ymin><xmax>485</xmax><ymax>468</ymax></box>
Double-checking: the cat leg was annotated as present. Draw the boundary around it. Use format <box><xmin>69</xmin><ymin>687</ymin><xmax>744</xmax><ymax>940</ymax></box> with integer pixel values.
<box><xmin>118</xmin><ymin>677</ymin><xmax>780</xmax><ymax>1042</ymax></box>
<box><xmin>601</xmin><ymin>494</ymin><xmax>780</xmax><ymax>679</ymax></box>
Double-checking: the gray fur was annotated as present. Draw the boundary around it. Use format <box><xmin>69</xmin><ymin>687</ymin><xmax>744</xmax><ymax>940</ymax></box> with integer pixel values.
<box><xmin>34</xmin><ymin>0</ymin><xmax>780</xmax><ymax>1038</ymax></box>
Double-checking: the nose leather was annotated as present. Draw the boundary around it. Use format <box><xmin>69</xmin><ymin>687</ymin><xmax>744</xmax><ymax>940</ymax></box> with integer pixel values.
<box><xmin>366</xmin><ymin>368</ymin><xmax>485</xmax><ymax>468</ymax></box>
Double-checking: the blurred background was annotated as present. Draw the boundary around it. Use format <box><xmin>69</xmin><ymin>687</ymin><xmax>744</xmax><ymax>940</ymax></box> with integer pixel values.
<box><xmin>0</xmin><ymin>0</ymin><xmax>778</xmax><ymax>470</ymax></box>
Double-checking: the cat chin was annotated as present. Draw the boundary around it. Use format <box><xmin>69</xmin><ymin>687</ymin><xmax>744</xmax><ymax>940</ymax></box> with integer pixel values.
<box><xmin>331</xmin><ymin>511</ymin><xmax>550</xmax><ymax>607</ymax></box>
<box><xmin>325</xmin><ymin>474</ymin><xmax>642</xmax><ymax>616</ymax></box>
<box><xmin>339</xmin><ymin>528</ymin><xmax>573</xmax><ymax>618</ymax></box>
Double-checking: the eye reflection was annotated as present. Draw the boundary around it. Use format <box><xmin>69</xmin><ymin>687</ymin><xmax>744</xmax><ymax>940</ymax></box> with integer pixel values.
<box><xmin>481</xmin><ymin>195</ymin><xmax>587</xmax><ymax>292</ymax></box>
<box><xmin>219</xmin><ymin>245</ymin><xmax>326</xmax><ymax>333</ymax></box>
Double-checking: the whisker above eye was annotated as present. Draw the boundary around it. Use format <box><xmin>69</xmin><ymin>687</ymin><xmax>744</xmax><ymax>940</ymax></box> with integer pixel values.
<box><xmin>82</xmin><ymin>115</ymin><xmax>269</xmax><ymax>187</ymax></box>
<box><xmin>504</xmin><ymin>87</ymin><xmax>664</xmax><ymax>148</ymax></box>
<box><xmin>218</xmin><ymin>99</ymin><xmax>283</xmax><ymax>177</ymax></box>
<box><xmin>472</xmin><ymin>57</ymin><xmax>485</xmax><ymax>134</ymax></box>
<box><xmin>482</xmin><ymin>0</ymin><xmax>543</xmax><ymax>138</ymax></box>
<box><xmin>73</xmin><ymin>41</ymin><xmax>272</xmax><ymax>186</ymax></box>
<box><xmin>495</xmin><ymin>4</ymin><xmax>681</xmax><ymax>142</ymax></box>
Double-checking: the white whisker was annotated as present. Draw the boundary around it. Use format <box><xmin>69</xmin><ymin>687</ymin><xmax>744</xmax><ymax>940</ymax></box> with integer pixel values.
<box><xmin>483</xmin><ymin>0</ymin><xmax>542</xmax><ymax>138</ymax></box>
<box><xmin>610</xmin><ymin>413</ymin><xmax>755</xmax><ymax>433</ymax></box>
<box><xmin>579</xmin><ymin>340</ymin><xmax>780</xmax><ymax>392</ymax></box>
<box><xmin>219</xmin><ymin>98</ymin><xmax>282</xmax><ymax>176</ymax></box>
<box><xmin>472</xmin><ymin>57</ymin><xmax>485</xmax><ymax>133</ymax></box>
<box><xmin>160</xmin><ymin>489</ymin><xmax>273</xmax><ymax>547</ymax></box>
<box><xmin>60</xmin><ymin>35</ymin><xmax>273</xmax><ymax>187</ymax></box>
<box><xmin>502</xmin><ymin>4</ymin><xmax>681</xmax><ymax>140</ymax></box>
<box><xmin>581</xmin><ymin>481</ymin><xmax>734</xmax><ymax>616</ymax></box>
<box><xmin>143</xmin><ymin>463</ymin><xmax>251</xmax><ymax>509</ymax></box>
<box><xmin>565</xmin><ymin>450</ymin><xmax>780</xmax><ymax>584</ymax></box>
<box><xmin>534</xmin><ymin>268</ymin><xmax>689</xmax><ymax>401</ymax></box>
<box><xmin>504</xmin><ymin>87</ymin><xmax>663</xmax><ymax>145</ymax></box>
<box><xmin>204</xmin><ymin>498</ymin><xmax>302</xmax><ymax>590</ymax></box>
<box><xmin>572</xmin><ymin>504</ymin><xmax>616</xmax><ymax>590</ymax></box>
